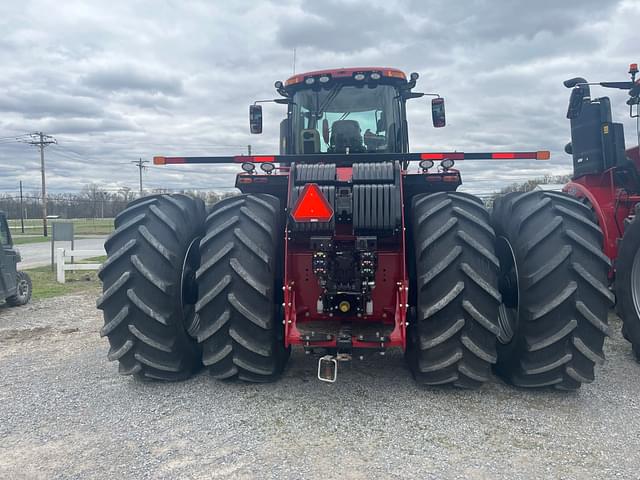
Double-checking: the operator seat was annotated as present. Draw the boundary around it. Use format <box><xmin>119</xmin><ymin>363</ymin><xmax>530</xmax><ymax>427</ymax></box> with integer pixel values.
<box><xmin>329</xmin><ymin>120</ymin><xmax>365</xmax><ymax>153</ymax></box>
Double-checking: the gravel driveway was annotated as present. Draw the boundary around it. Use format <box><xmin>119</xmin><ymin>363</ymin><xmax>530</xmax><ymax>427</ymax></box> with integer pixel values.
<box><xmin>1</xmin><ymin>294</ymin><xmax>639</xmax><ymax>479</ymax></box>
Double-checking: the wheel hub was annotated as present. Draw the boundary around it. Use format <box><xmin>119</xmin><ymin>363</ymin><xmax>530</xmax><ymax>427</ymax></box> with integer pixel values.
<box><xmin>17</xmin><ymin>279</ymin><xmax>29</xmax><ymax>300</ymax></box>
<box><xmin>180</xmin><ymin>237</ymin><xmax>201</xmax><ymax>325</ymax></box>
<box><xmin>496</xmin><ymin>236</ymin><xmax>519</xmax><ymax>344</ymax></box>
<box><xmin>630</xmin><ymin>245</ymin><xmax>640</xmax><ymax>319</ymax></box>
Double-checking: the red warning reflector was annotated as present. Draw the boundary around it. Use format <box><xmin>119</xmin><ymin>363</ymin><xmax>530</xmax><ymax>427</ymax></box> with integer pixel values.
<box><xmin>234</xmin><ymin>155</ymin><xmax>276</xmax><ymax>163</ymax></box>
<box><xmin>291</xmin><ymin>183</ymin><xmax>333</xmax><ymax>223</ymax></box>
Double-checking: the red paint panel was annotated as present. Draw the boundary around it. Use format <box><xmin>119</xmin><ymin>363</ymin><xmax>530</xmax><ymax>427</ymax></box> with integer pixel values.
<box><xmin>287</xmin><ymin>251</ymin><xmax>404</xmax><ymax>324</ymax></box>
<box><xmin>336</xmin><ymin>167</ymin><xmax>352</xmax><ymax>182</ymax></box>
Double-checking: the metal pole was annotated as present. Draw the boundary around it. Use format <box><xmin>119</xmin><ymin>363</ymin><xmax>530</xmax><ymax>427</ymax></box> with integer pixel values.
<box><xmin>40</xmin><ymin>132</ymin><xmax>48</xmax><ymax>237</ymax></box>
<box><xmin>139</xmin><ymin>158</ymin><xmax>143</xmax><ymax>196</ymax></box>
<box><xmin>19</xmin><ymin>180</ymin><xmax>24</xmax><ymax>234</ymax></box>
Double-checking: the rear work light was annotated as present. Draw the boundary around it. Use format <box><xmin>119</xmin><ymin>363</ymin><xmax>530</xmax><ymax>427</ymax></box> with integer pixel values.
<box><xmin>291</xmin><ymin>183</ymin><xmax>333</xmax><ymax>223</ymax></box>
<box><xmin>441</xmin><ymin>158</ymin><xmax>455</xmax><ymax>169</ymax></box>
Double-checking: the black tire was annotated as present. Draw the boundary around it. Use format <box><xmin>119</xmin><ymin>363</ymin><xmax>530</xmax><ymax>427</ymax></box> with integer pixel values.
<box><xmin>194</xmin><ymin>194</ymin><xmax>288</xmax><ymax>382</ymax></box>
<box><xmin>6</xmin><ymin>271</ymin><xmax>32</xmax><ymax>306</ymax></box>
<box><xmin>97</xmin><ymin>194</ymin><xmax>205</xmax><ymax>380</ymax></box>
<box><xmin>615</xmin><ymin>213</ymin><xmax>640</xmax><ymax>360</ymax></box>
<box><xmin>407</xmin><ymin>192</ymin><xmax>501</xmax><ymax>388</ymax></box>
<box><xmin>492</xmin><ymin>191</ymin><xmax>614</xmax><ymax>389</ymax></box>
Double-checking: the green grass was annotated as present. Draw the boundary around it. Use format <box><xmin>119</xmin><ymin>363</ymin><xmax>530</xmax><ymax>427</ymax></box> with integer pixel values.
<box><xmin>8</xmin><ymin>218</ymin><xmax>114</xmax><ymax>236</ymax></box>
<box><xmin>13</xmin><ymin>236</ymin><xmax>53</xmax><ymax>245</ymax></box>
<box><xmin>24</xmin><ymin>256</ymin><xmax>106</xmax><ymax>300</ymax></box>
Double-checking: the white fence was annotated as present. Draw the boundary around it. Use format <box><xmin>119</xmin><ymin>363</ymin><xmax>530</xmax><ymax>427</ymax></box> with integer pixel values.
<box><xmin>56</xmin><ymin>248</ymin><xmax>103</xmax><ymax>284</ymax></box>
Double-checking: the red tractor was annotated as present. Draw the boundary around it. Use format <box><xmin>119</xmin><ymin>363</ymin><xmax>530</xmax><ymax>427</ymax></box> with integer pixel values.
<box><xmin>98</xmin><ymin>67</ymin><xmax>612</xmax><ymax>389</ymax></box>
<box><xmin>563</xmin><ymin>63</ymin><xmax>640</xmax><ymax>357</ymax></box>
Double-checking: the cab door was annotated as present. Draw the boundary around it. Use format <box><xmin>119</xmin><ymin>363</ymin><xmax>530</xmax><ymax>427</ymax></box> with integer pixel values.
<box><xmin>0</xmin><ymin>216</ymin><xmax>17</xmax><ymax>299</ymax></box>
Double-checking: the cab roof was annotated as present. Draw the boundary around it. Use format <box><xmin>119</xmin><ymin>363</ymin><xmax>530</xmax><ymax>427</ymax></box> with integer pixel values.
<box><xmin>285</xmin><ymin>67</ymin><xmax>407</xmax><ymax>87</ymax></box>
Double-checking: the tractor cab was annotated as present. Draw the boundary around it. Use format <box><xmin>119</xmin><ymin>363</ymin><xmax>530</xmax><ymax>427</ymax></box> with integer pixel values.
<box><xmin>250</xmin><ymin>67</ymin><xmax>446</xmax><ymax>156</ymax></box>
<box><xmin>564</xmin><ymin>63</ymin><xmax>640</xmax><ymax>184</ymax></box>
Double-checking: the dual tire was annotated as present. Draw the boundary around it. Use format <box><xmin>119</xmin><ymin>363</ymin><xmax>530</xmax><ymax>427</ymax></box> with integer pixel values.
<box><xmin>98</xmin><ymin>193</ymin><xmax>287</xmax><ymax>382</ymax></box>
<box><xmin>491</xmin><ymin>191</ymin><xmax>614</xmax><ymax>389</ymax></box>
<box><xmin>408</xmin><ymin>190</ymin><xmax>613</xmax><ymax>390</ymax></box>
<box><xmin>100</xmin><ymin>191</ymin><xmax>612</xmax><ymax>389</ymax></box>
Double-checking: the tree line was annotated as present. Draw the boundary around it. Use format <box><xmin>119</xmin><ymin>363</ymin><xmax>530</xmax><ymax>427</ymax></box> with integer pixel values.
<box><xmin>0</xmin><ymin>183</ymin><xmax>236</xmax><ymax>220</ymax></box>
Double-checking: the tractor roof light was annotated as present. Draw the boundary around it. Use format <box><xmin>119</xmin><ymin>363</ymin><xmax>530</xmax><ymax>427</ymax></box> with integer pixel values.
<box><xmin>291</xmin><ymin>183</ymin><xmax>334</xmax><ymax>223</ymax></box>
<box><xmin>370</xmin><ymin>72</ymin><xmax>381</xmax><ymax>80</ymax></box>
<box><xmin>305</xmin><ymin>77</ymin><xmax>315</xmax><ymax>85</ymax></box>
<box><xmin>441</xmin><ymin>158</ymin><xmax>455</xmax><ymax>170</ymax></box>
<box><xmin>241</xmin><ymin>162</ymin><xmax>255</xmax><ymax>173</ymax></box>
<box><xmin>410</xmin><ymin>72</ymin><xmax>419</xmax><ymax>81</ymax></box>
<box><xmin>354</xmin><ymin>73</ymin><xmax>366</xmax><ymax>81</ymax></box>
<box><xmin>319</xmin><ymin>75</ymin><xmax>330</xmax><ymax>83</ymax></box>
<box><xmin>419</xmin><ymin>159</ymin><xmax>434</xmax><ymax>171</ymax></box>
<box><xmin>274</xmin><ymin>80</ymin><xmax>283</xmax><ymax>89</ymax></box>
<box><xmin>260</xmin><ymin>162</ymin><xmax>275</xmax><ymax>174</ymax></box>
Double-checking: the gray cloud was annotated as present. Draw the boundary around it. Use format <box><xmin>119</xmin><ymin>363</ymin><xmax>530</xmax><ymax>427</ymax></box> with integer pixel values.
<box><xmin>0</xmin><ymin>0</ymin><xmax>638</xmax><ymax>198</ymax></box>
<box><xmin>83</xmin><ymin>67</ymin><xmax>184</xmax><ymax>96</ymax></box>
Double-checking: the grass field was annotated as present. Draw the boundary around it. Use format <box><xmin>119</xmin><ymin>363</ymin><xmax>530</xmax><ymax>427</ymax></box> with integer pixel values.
<box><xmin>13</xmin><ymin>237</ymin><xmax>56</xmax><ymax>246</ymax></box>
<box><xmin>8</xmin><ymin>218</ymin><xmax>114</xmax><ymax>244</ymax></box>
<box><xmin>24</xmin><ymin>256</ymin><xmax>106</xmax><ymax>300</ymax></box>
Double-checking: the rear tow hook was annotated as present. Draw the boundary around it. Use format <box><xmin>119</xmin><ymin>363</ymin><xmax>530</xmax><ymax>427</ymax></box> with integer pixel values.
<box><xmin>317</xmin><ymin>354</ymin><xmax>351</xmax><ymax>383</ymax></box>
<box><xmin>317</xmin><ymin>355</ymin><xmax>338</xmax><ymax>383</ymax></box>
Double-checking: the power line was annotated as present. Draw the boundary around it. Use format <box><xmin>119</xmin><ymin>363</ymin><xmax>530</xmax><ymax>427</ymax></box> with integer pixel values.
<box><xmin>132</xmin><ymin>158</ymin><xmax>149</xmax><ymax>196</ymax></box>
<box><xmin>22</xmin><ymin>132</ymin><xmax>56</xmax><ymax>236</ymax></box>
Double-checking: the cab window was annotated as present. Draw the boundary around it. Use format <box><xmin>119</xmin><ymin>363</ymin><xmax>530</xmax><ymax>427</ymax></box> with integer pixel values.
<box><xmin>0</xmin><ymin>218</ymin><xmax>11</xmax><ymax>247</ymax></box>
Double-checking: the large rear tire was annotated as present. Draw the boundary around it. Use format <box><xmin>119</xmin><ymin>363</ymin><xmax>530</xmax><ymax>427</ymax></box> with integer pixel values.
<box><xmin>194</xmin><ymin>194</ymin><xmax>288</xmax><ymax>382</ymax></box>
<box><xmin>492</xmin><ymin>191</ymin><xmax>614</xmax><ymax>389</ymax></box>
<box><xmin>615</xmin><ymin>211</ymin><xmax>640</xmax><ymax>360</ymax></box>
<box><xmin>407</xmin><ymin>192</ymin><xmax>501</xmax><ymax>388</ymax></box>
<box><xmin>97</xmin><ymin>194</ymin><xmax>205</xmax><ymax>380</ymax></box>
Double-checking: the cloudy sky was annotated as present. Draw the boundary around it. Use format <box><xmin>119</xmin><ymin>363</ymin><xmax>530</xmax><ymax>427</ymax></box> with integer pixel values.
<box><xmin>0</xmin><ymin>0</ymin><xmax>638</xmax><ymax>198</ymax></box>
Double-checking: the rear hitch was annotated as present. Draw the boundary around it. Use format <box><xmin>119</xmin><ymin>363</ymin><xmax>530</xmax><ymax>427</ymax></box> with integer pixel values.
<box><xmin>318</xmin><ymin>355</ymin><xmax>338</xmax><ymax>383</ymax></box>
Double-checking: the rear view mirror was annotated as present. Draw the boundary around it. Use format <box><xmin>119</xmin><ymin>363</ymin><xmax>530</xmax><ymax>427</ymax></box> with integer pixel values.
<box><xmin>567</xmin><ymin>87</ymin><xmax>585</xmax><ymax>120</ymax></box>
<box><xmin>249</xmin><ymin>105</ymin><xmax>263</xmax><ymax>134</ymax></box>
<box><xmin>431</xmin><ymin>97</ymin><xmax>446</xmax><ymax>128</ymax></box>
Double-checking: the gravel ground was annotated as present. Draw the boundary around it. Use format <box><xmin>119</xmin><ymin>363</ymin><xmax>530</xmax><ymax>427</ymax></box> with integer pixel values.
<box><xmin>1</xmin><ymin>295</ymin><xmax>639</xmax><ymax>479</ymax></box>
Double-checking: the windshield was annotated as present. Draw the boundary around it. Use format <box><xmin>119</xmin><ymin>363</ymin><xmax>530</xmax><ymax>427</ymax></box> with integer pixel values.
<box><xmin>291</xmin><ymin>84</ymin><xmax>403</xmax><ymax>154</ymax></box>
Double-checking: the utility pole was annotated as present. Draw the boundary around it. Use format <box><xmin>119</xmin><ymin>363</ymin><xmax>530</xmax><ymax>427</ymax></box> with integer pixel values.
<box><xmin>132</xmin><ymin>158</ymin><xmax>149</xmax><ymax>197</ymax></box>
<box><xmin>247</xmin><ymin>144</ymin><xmax>252</xmax><ymax>156</ymax></box>
<box><xmin>25</xmin><ymin>132</ymin><xmax>56</xmax><ymax>237</ymax></box>
<box><xmin>19</xmin><ymin>181</ymin><xmax>24</xmax><ymax>234</ymax></box>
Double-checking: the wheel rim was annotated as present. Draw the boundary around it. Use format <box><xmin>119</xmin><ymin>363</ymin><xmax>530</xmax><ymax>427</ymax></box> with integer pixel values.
<box><xmin>496</xmin><ymin>236</ymin><xmax>519</xmax><ymax>344</ymax></box>
<box><xmin>631</xmin><ymin>246</ymin><xmax>640</xmax><ymax>319</ymax></box>
<box><xmin>17</xmin><ymin>279</ymin><xmax>29</xmax><ymax>301</ymax></box>
<box><xmin>180</xmin><ymin>237</ymin><xmax>201</xmax><ymax>326</ymax></box>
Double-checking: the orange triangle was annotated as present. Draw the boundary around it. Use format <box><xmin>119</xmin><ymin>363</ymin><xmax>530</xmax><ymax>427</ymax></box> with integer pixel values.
<box><xmin>291</xmin><ymin>183</ymin><xmax>333</xmax><ymax>222</ymax></box>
